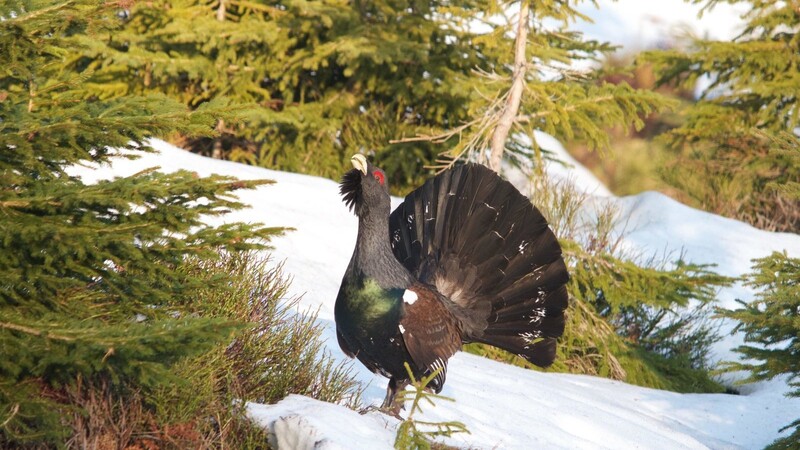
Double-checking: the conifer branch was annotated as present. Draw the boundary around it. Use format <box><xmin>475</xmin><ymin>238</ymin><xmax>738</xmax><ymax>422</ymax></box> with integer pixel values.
<box><xmin>389</xmin><ymin>118</ymin><xmax>480</xmax><ymax>145</ymax></box>
<box><xmin>0</xmin><ymin>200</ymin><xmax>61</xmax><ymax>208</ymax></box>
<box><xmin>7</xmin><ymin>0</ymin><xmax>75</xmax><ymax>25</ymax></box>
<box><xmin>515</xmin><ymin>94</ymin><xmax>616</xmax><ymax>123</ymax></box>
<box><xmin>1</xmin><ymin>404</ymin><xmax>20</xmax><ymax>428</ymax></box>
<box><xmin>394</xmin><ymin>362</ymin><xmax>469</xmax><ymax>449</ymax></box>
<box><xmin>0</xmin><ymin>321</ymin><xmax>76</xmax><ymax>342</ymax></box>
<box><xmin>28</xmin><ymin>78</ymin><xmax>36</xmax><ymax>113</ymax></box>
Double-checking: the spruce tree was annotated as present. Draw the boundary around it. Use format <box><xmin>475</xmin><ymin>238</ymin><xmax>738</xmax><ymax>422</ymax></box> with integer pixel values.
<box><xmin>716</xmin><ymin>138</ymin><xmax>800</xmax><ymax>448</ymax></box>
<box><xmin>718</xmin><ymin>251</ymin><xmax>800</xmax><ymax>449</ymax></box>
<box><xmin>641</xmin><ymin>0</ymin><xmax>800</xmax><ymax>232</ymax></box>
<box><xmin>70</xmin><ymin>0</ymin><xmax>501</xmax><ymax>192</ymax></box>
<box><xmin>0</xmin><ymin>1</ymin><xmax>279</xmax><ymax>444</ymax></box>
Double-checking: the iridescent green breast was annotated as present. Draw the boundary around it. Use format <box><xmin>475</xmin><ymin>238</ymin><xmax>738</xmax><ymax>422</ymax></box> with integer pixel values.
<box><xmin>336</xmin><ymin>277</ymin><xmax>403</xmax><ymax>325</ymax></box>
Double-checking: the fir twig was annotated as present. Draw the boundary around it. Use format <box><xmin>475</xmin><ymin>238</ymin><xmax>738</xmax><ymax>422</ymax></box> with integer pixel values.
<box><xmin>394</xmin><ymin>363</ymin><xmax>469</xmax><ymax>450</ymax></box>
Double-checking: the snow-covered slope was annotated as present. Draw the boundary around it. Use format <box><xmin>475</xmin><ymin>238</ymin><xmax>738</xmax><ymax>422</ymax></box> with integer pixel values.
<box><xmin>70</xmin><ymin>139</ymin><xmax>800</xmax><ymax>449</ymax></box>
<box><xmin>615</xmin><ymin>191</ymin><xmax>800</xmax><ymax>369</ymax></box>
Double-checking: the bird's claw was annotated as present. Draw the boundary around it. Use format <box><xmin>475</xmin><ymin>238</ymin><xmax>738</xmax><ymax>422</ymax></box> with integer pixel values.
<box><xmin>358</xmin><ymin>404</ymin><xmax>380</xmax><ymax>415</ymax></box>
<box><xmin>359</xmin><ymin>404</ymin><xmax>404</xmax><ymax>420</ymax></box>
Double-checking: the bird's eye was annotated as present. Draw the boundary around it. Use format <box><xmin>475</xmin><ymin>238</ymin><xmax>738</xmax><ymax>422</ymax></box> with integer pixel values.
<box><xmin>373</xmin><ymin>170</ymin><xmax>385</xmax><ymax>185</ymax></box>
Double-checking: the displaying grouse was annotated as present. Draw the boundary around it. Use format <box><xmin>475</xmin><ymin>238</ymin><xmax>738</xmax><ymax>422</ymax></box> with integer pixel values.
<box><xmin>335</xmin><ymin>154</ymin><xmax>569</xmax><ymax>412</ymax></box>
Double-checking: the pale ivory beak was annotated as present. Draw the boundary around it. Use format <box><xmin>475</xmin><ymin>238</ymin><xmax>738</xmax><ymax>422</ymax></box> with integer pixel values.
<box><xmin>351</xmin><ymin>154</ymin><xmax>368</xmax><ymax>175</ymax></box>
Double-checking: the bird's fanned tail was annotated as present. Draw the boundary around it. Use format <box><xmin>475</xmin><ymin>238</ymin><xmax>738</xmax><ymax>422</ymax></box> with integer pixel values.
<box><xmin>389</xmin><ymin>163</ymin><xmax>569</xmax><ymax>367</ymax></box>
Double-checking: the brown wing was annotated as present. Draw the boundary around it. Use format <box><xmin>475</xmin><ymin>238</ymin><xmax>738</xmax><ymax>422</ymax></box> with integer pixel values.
<box><xmin>399</xmin><ymin>284</ymin><xmax>462</xmax><ymax>391</ymax></box>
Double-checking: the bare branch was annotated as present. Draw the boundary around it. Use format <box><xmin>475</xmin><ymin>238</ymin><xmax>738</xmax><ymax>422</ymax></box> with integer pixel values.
<box><xmin>217</xmin><ymin>0</ymin><xmax>227</xmax><ymax>21</ymax></box>
<box><xmin>389</xmin><ymin>119</ymin><xmax>480</xmax><ymax>145</ymax></box>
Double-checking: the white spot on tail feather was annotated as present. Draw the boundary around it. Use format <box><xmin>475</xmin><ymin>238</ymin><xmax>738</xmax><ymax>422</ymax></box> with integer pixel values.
<box><xmin>528</xmin><ymin>315</ymin><xmax>543</xmax><ymax>325</ymax></box>
<box><xmin>520</xmin><ymin>330</ymin><xmax>543</xmax><ymax>348</ymax></box>
<box><xmin>403</xmin><ymin>289</ymin><xmax>418</xmax><ymax>305</ymax></box>
<box><xmin>398</xmin><ymin>324</ymin><xmax>406</xmax><ymax>334</ymax></box>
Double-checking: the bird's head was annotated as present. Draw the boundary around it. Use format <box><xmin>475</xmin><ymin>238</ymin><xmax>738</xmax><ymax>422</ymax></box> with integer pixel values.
<box><xmin>340</xmin><ymin>154</ymin><xmax>389</xmax><ymax>217</ymax></box>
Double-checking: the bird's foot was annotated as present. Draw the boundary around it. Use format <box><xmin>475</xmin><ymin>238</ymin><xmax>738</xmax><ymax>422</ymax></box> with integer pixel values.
<box><xmin>380</xmin><ymin>403</ymin><xmax>405</xmax><ymax>420</ymax></box>
<box><xmin>359</xmin><ymin>403</ymin><xmax>405</xmax><ymax>420</ymax></box>
<box><xmin>358</xmin><ymin>404</ymin><xmax>380</xmax><ymax>415</ymax></box>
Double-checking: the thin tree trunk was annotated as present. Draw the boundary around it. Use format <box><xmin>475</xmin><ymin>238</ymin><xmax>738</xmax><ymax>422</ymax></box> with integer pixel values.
<box><xmin>217</xmin><ymin>0</ymin><xmax>226</xmax><ymax>21</ymax></box>
<box><xmin>488</xmin><ymin>1</ymin><xmax>530</xmax><ymax>173</ymax></box>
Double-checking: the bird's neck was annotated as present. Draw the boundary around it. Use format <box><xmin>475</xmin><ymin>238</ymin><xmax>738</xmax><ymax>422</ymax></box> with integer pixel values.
<box><xmin>350</xmin><ymin>208</ymin><xmax>413</xmax><ymax>289</ymax></box>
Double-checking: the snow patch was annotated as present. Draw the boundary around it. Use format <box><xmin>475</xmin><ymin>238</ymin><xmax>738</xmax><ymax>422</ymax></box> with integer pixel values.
<box><xmin>248</xmin><ymin>395</ymin><xmax>396</xmax><ymax>450</ymax></box>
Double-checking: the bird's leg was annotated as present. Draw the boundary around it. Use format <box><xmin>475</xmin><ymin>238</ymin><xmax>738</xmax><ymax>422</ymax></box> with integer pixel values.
<box><xmin>380</xmin><ymin>377</ymin><xmax>397</xmax><ymax>409</ymax></box>
<box><xmin>379</xmin><ymin>377</ymin><xmax>408</xmax><ymax>418</ymax></box>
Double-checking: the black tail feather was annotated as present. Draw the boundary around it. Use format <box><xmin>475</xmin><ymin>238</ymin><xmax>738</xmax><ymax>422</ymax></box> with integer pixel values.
<box><xmin>483</xmin><ymin>315</ymin><xmax>565</xmax><ymax>338</ymax></box>
<box><xmin>389</xmin><ymin>163</ymin><xmax>569</xmax><ymax>368</ymax></box>
<box><xmin>477</xmin><ymin>335</ymin><xmax>557</xmax><ymax>368</ymax></box>
<box><xmin>495</xmin><ymin>258</ymin><xmax>570</xmax><ymax>307</ymax></box>
<box><xmin>491</xmin><ymin>284</ymin><xmax>569</xmax><ymax>323</ymax></box>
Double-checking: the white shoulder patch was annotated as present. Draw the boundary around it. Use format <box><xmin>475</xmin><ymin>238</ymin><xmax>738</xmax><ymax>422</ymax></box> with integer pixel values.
<box><xmin>403</xmin><ymin>289</ymin><xmax>418</xmax><ymax>305</ymax></box>
<box><xmin>398</xmin><ymin>324</ymin><xmax>406</xmax><ymax>334</ymax></box>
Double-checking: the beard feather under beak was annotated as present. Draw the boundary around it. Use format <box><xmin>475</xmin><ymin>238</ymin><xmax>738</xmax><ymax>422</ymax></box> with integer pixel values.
<box><xmin>351</xmin><ymin>154</ymin><xmax>368</xmax><ymax>175</ymax></box>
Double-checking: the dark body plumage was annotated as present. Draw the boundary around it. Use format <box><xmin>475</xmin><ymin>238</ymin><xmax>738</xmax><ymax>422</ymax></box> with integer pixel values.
<box><xmin>335</xmin><ymin>155</ymin><xmax>569</xmax><ymax>411</ymax></box>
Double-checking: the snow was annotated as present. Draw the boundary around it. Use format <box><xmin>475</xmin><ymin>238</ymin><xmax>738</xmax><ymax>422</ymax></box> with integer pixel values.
<box><xmin>69</xmin><ymin>138</ymin><xmax>800</xmax><ymax>449</ymax></box>
<box><xmin>249</xmin><ymin>395</ymin><xmax>396</xmax><ymax>450</ymax></box>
